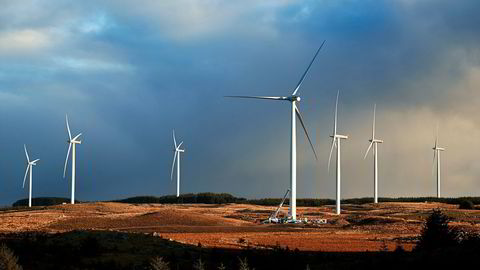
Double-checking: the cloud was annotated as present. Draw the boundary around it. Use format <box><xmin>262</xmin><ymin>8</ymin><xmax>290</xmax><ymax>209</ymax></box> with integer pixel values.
<box><xmin>0</xmin><ymin>29</ymin><xmax>51</xmax><ymax>53</ymax></box>
<box><xmin>1</xmin><ymin>1</ymin><xmax>480</xmax><ymax>205</ymax></box>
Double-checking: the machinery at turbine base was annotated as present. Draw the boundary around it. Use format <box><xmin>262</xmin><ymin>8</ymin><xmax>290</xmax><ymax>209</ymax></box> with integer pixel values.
<box><xmin>264</xmin><ymin>189</ymin><xmax>290</xmax><ymax>223</ymax></box>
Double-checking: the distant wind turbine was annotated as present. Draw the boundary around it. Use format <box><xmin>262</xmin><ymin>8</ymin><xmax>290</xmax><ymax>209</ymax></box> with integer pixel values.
<box><xmin>328</xmin><ymin>91</ymin><xmax>348</xmax><ymax>215</ymax></box>
<box><xmin>23</xmin><ymin>145</ymin><xmax>39</xmax><ymax>208</ymax></box>
<box><xmin>171</xmin><ymin>130</ymin><xmax>185</xmax><ymax>197</ymax></box>
<box><xmin>63</xmin><ymin>115</ymin><xmax>82</xmax><ymax>204</ymax></box>
<box><xmin>226</xmin><ymin>41</ymin><xmax>325</xmax><ymax>221</ymax></box>
<box><xmin>432</xmin><ymin>125</ymin><xmax>445</xmax><ymax>198</ymax></box>
<box><xmin>364</xmin><ymin>104</ymin><xmax>383</xmax><ymax>203</ymax></box>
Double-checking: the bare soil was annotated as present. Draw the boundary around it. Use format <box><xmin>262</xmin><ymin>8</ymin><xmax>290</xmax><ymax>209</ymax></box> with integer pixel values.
<box><xmin>1</xmin><ymin>202</ymin><xmax>479</xmax><ymax>252</ymax></box>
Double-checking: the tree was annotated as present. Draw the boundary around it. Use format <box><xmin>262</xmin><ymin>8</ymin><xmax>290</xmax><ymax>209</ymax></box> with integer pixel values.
<box><xmin>415</xmin><ymin>209</ymin><xmax>458</xmax><ymax>251</ymax></box>
<box><xmin>0</xmin><ymin>244</ymin><xmax>22</xmax><ymax>270</ymax></box>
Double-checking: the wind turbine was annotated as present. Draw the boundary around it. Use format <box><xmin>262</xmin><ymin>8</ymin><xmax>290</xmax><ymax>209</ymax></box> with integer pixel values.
<box><xmin>170</xmin><ymin>130</ymin><xmax>185</xmax><ymax>197</ymax></box>
<box><xmin>328</xmin><ymin>91</ymin><xmax>348</xmax><ymax>215</ymax></box>
<box><xmin>432</xmin><ymin>125</ymin><xmax>445</xmax><ymax>198</ymax></box>
<box><xmin>226</xmin><ymin>41</ymin><xmax>324</xmax><ymax>221</ymax></box>
<box><xmin>23</xmin><ymin>145</ymin><xmax>39</xmax><ymax>208</ymax></box>
<box><xmin>364</xmin><ymin>104</ymin><xmax>383</xmax><ymax>204</ymax></box>
<box><xmin>63</xmin><ymin>114</ymin><xmax>82</xmax><ymax>204</ymax></box>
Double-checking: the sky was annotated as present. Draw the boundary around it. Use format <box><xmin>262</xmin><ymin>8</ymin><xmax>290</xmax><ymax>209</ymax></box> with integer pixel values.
<box><xmin>1</xmin><ymin>0</ymin><xmax>480</xmax><ymax>206</ymax></box>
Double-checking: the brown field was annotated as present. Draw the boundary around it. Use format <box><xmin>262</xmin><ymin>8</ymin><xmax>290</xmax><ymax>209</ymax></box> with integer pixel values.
<box><xmin>1</xmin><ymin>202</ymin><xmax>480</xmax><ymax>252</ymax></box>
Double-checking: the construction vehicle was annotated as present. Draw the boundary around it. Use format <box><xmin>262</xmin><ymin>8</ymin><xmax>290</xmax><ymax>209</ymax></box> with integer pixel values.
<box><xmin>264</xmin><ymin>189</ymin><xmax>290</xmax><ymax>223</ymax></box>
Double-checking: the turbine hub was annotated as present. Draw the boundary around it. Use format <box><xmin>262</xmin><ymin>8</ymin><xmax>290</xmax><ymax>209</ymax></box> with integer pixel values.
<box><xmin>289</xmin><ymin>96</ymin><xmax>301</xmax><ymax>102</ymax></box>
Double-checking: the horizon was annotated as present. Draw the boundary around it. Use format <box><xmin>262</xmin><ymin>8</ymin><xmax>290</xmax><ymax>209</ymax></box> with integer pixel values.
<box><xmin>1</xmin><ymin>1</ymin><xmax>480</xmax><ymax>206</ymax></box>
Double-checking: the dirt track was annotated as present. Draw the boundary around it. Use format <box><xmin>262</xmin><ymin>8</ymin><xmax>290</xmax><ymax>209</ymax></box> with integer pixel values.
<box><xmin>1</xmin><ymin>202</ymin><xmax>479</xmax><ymax>252</ymax></box>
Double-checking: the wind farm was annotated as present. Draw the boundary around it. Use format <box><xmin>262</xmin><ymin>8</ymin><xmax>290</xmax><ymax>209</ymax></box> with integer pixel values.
<box><xmin>1</xmin><ymin>1</ymin><xmax>480</xmax><ymax>269</ymax></box>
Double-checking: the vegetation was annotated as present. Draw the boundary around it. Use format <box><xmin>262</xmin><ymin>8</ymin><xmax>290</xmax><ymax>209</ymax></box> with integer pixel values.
<box><xmin>9</xmin><ymin>193</ymin><xmax>480</xmax><ymax>208</ymax></box>
<box><xmin>415</xmin><ymin>209</ymin><xmax>458</xmax><ymax>251</ymax></box>
<box><xmin>115</xmin><ymin>193</ymin><xmax>245</xmax><ymax>204</ymax></box>
<box><xmin>458</xmin><ymin>199</ymin><xmax>475</xmax><ymax>210</ymax></box>
<box><xmin>12</xmin><ymin>197</ymin><xmax>74</xmax><ymax>207</ymax></box>
<box><xmin>1</xmin><ymin>228</ymin><xmax>480</xmax><ymax>270</ymax></box>
<box><xmin>149</xmin><ymin>257</ymin><xmax>170</xmax><ymax>270</ymax></box>
<box><xmin>0</xmin><ymin>244</ymin><xmax>22</xmax><ymax>270</ymax></box>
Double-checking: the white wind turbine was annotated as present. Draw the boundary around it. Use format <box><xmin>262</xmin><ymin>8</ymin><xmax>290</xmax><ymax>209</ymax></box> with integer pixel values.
<box><xmin>63</xmin><ymin>115</ymin><xmax>82</xmax><ymax>204</ymax></box>
<box><xmin>226</xmin><ymin>41</ymin><xmax>325</xmax><ymax>221</ymax></box>
<box><xmin>364</xmin><ymin>104</ymin><xmax>383</xmax><ymax>203</ymax></box>
<box><xmin>328</xmin><ymin>91</ymin><xmax>348</xmax><ymax>215</ymax></box>
<box><xmin>432</xmin><ymin>125</ymin><xmax>445</xmax><ymax>198</ymax></box>
<box><xmin>171</xmin><ymin>130</ymin><xmax>185</xmax><ymax>197</ymax></box>
<box><xmin>23</xmin><ymin>145</ymin><xmax>40</xmax><ymax>208</ymax></box>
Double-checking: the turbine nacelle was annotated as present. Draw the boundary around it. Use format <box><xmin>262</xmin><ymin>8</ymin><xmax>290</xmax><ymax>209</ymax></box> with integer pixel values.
<box><xmin>370</xmin><ymin>139</ymin><xmax>383</xmax><ymax>143</ymax></box>
<box><xmin>287</xmin><ymin>96</ymin><xmax>301</xmax><ymax>102</ymax></box>
<box><xmin>331</xmin><ymin>134</ymin><xmax>348</xmax><ymax>139</ymax></box>
<box><xmin>433</xmin><ymin>147</ymin><xmax>445</xmax><ymax>151</ymax></box>
<box><xmin>29</xmin><ymin>159</ymin><xmax>40</xmax><ymax>166</ymax></box>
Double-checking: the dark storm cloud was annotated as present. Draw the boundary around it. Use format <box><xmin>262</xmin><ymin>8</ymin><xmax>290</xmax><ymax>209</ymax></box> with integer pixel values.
<box><xmin>0</xmin><ymin>1</ymin><xmax>480</xmax><ymax>205</ymax></box>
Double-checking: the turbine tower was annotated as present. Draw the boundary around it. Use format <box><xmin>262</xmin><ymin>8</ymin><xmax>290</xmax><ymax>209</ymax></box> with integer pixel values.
<box><xmin>23</xmin><ymin>145</ymin><xmax>40</xmax><ymax>208</ymax></box>
<box><xmin>328</xmin><ymin>91</ymin><xmax>348</xmax><ymax>215</ymax></box>
<box><xmin>432</xmin><ymin>126</ymin><xmax>445</xmax><ymax>198</ymax></box>
<box><xmin>226</xmin><ymin>41</ymin><xmax>325</xmax><ymax>221</ymax></box>
<box><xmin>63</xmin><ymin>115</ymin><xmax>82</xmax><ymax>204</ymax></box>
<box><xmin>171</xmin><ymin>130</ymin><xmax>185</xmax><ymax>197</ymax></box>
<box><xmin>364</xmin><ymin>104</ymin><xmax>383</xmax><ymax>203</ymax></box>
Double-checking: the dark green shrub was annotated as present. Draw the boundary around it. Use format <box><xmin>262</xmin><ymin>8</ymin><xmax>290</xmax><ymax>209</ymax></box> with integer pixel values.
<box><xmin>414</xmin><ymin>209</ymin><xmax>458</xmax><ymax>251</ymax></box>
<box><xmin>459</xmin><ymin>200</ymin><xmax>475</xmax><ymax>210</ymax></box>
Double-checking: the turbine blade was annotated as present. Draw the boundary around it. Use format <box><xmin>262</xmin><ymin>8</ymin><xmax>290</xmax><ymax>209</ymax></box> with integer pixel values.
<box><xmin>170</xmin><ymin>151</ymin><xmax>178</xmax><ymax>180</ymax></box>
<box><xmin>328</xmin><ymin>138</ymin><xmax>336</xmax><ymax>172</ymax></box>
<box><xmin>334</xmin><ymin>91</ymin><xmax>339</xmax><ymax>135</ymax></box>
<box><xmin>173</xmin><ymin>130</ymin><xmax>177</xmax><ymax>148</ymax></box>
<box><xmin>432</xmin><ymin>150</ymin><xmax>437</xmax><ymax>176</ymax></box>
<box><xmin>292</xmin><ymin>40</ymin><xmax>326</xmax><ymax>96</ymax></box>
<box><xmin>295</xmin><ymin>105</ymin><xmax>318</xmax><ymax>160</ymax></box>
<box><xmin>63</xmin><ymin>143</ymin><xmax>72</xmax><ymax>178</ymax></box>
<box><xmin>72</xmin><ymin>133</ymin><xmax>82</xmax><ymax>141</ymax></box>
<box><xmin>177</xmin><ymin>141</ymin><xmax>184</xmax><ymax>149</ymax></box>
<box><xmin>32</xmin><ymin>159</ymin><xmax>40</xmax><ymax>163</ymax></box>
<box><xmin>224</xmin><ymin>95</ymin><xmax>287</xmax><ymax>101</ymax></box>
<box><xmin>24</xmin><ymin>144</ymin><xmax>30</xmax><ymax>162</ymax></box>
<box><xmin>372</xmin><ymin>104</ymin><xmax>376</xmax><ymax>139</ymax></box>
<box><xmin>23</xmin><ymin>165</ymin><xmax>29</xmax><ymax>188</ymax></box>
<box><xmin>66</xmin><ymin>114</ymin><xmax>72</xmax><ymax>140</ymax></box>
<box><xmin>364</xmin><ymin>142</ymin><xmax>373</xmax><ymax>159</ymax></box>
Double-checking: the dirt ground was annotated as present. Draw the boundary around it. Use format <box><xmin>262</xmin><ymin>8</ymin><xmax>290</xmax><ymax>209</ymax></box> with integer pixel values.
<box><xmin>1</xmin><ymin>202</ymin><xmax>479</xmax><ymax>252</ymax></box>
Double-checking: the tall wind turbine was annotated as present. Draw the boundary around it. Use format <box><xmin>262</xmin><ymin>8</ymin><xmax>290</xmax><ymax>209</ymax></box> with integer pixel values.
<box><xmin>364</xmin><ymin>104</ymin><xmax>383</xmax><ymax>203</ymax></box>
<box><xmin>226</xmin><ymin>41</ymin><xmax>324</xmax><ymax>221</ymax></box>
<box><xmin>171</xmin><ymin>130</ymin><xmax>185</xmax><ymax>197</ymax></box>
<box><xmin>63</xmin><ymin>115</ymin><xmax>82</xmax><ymax>204</ymax></box>
<box><xmin>432</xmin><ymin>126</ymin><xmax>445</xmax><ymax>198</ymax></box>
<box><xmin>328</xmin><ymin>91</ymin><xmax>348</xmax><ymax>215</ymax></box>
<box><xmin>23</xmin><ymin>145</ymin><xmax>39</xmax><ymax>208</ymax></box>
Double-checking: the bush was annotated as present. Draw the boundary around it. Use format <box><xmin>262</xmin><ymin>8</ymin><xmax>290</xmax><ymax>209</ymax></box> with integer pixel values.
<box><xmin>12</xmin><ymin>197</ymin><xmax>73</xmax><ymax>207</ymax></box>
<box><xmin>415</xmin><ymin>209</ymin><xmax>458</xmax><ymax>251</ymax></box>
<box><xmin>459</xmin><ymin>200</ymin><xmax>475</xmax><ymax>210</ymax></box>
<box><xmin>0</xmin><ymin>244</ymin><xmax>22</xmax><ymax>270</ymax></box>
<box><xmin>150</xmin><ymin>257</ymin><xmax>170</xmax><ymax>270</ymax></box>
<box><xmin>193</xmin><ymin>257</ymin><xmax>205</xmax><ymax>270</ymax></box>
